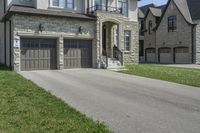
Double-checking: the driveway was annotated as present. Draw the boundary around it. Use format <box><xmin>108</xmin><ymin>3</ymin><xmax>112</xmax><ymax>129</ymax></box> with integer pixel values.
<box><xmin>20</xmin><ymin>69</ymin><xmax>200</xmax><ymax>133</ymax></box>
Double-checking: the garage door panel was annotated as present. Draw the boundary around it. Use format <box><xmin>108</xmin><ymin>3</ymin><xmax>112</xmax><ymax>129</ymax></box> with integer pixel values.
<box><xmin>21</xmin><ymin>39</ymin><xmax>57</xmax><ymax>71</ymax></box>
<box><xmin>175</xmin><ymin>48</ymin><xmax>190</xmax><ymax>64</ymax></box>
<box><xmin>160</xmin><ymin>53</ymin><xmax>172</xmax><ymax>64</ymax></box>
<box><xmin>64</xmin><ymin>40</ymin><xmax>92</xmax><ymax>69</ymax></box>
<box><xmin>146</xmin><ymin>53</ymin><xmax>156</xmax><ymax>63</ymax></box>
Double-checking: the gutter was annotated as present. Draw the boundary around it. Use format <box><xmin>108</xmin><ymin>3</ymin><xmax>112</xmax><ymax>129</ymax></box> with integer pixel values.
<box><xmin>191</xmin><ymin>24</ymin><xmax>196</xmax><ymax>64</ymax></box>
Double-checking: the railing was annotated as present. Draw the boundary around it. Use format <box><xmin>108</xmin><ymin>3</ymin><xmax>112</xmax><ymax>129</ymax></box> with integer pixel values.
<box><xmin>87</xmin><ymin>5</ymin><xmax>123</xmax><ymax>14</ymax></box>
<box><xmin>113</xmin><ymin>45</ymin><xmax>124</xmax><ymax>66</ymax></box>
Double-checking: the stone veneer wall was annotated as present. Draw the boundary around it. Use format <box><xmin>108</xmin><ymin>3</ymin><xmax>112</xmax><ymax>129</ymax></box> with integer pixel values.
<box><xmin>11</xmin><ymin>14</ymin><xmax>96</xmax><ymax>71</ymax></box>
<box><xmin>156</xmin><ymin>0</ymin><xmax>193</xmax><ymax>63</ymax></box>
<box><xmin>195</xmin><ymin>21</ymin><xmax>200</xmax><ymax>64</ymax></box>
<box><xmin>144</xmin><ymin>11</ymin><xmax>157</xmax><ymax>61</ymax></box>
<box><xmin>95</xmin><ymin>12</ymin><xmax>139</xmax><ymax>65</ymax></box>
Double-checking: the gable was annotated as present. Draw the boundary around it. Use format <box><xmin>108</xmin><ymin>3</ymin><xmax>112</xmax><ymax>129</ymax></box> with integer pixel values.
<box><xmin>157</xmin><ymin>0</ymin><xmax>192</xmax><ymax>30</ymax></box>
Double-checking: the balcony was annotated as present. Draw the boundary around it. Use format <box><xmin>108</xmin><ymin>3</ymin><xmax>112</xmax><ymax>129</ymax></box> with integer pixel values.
<box><xmin>87</xmin><ymin>5</ymin><xmax>123</xmax><ymax>14</ymax></box>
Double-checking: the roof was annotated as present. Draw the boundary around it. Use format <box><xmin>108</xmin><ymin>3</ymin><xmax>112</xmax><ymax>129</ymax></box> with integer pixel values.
<box><xmin>187</xmin><ymin>0</ymin><xmax>200</xmax><ymax>20</ymax></box>
<box><xmin>138</xmin><ymin>8</ymin><xmax>145</xmax><ymax>18</ymax></box>
<box><xmin>173</xmin><ymin>0</ymin><xmax>193</xmax><ymax>24</ymax></box>
<box><xmin>139</xmin><ymin>4</ymin><xmax>166</xmax><ymax>19</ymax></box>
<box><xmin>149</xmin><ymin>7</ymin><xmax>162</xmax><ymax>17</ymax></box>
<box><xmin>1</xmin><ymin>5</ymin><xmax>96</xmax><ymax>22</ymax></box>
<box><xmin>139</xmin><ymin>3</ymin><xmax>155</xmax><ymax>15</ymax></box>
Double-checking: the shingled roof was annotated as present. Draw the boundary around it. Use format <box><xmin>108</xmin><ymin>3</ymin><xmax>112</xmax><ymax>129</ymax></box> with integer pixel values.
<box><xmin>139</xmin><ymin>4</ymin><xmax>166</xmax><ymax>19</ymax></box>
<box><xmin>149</xmin><ymin>7</ymin><xmax>162</xmax><ymax>17</ymax></box>
<box><xmin>187</xmin><ymin>0</ymin><xmax>200</xmax><ymax>21</ymax></box>
<box><xmin>173</xmin><ymin>0</ymin><xmax>193</xmax><ymax>24</ymax></box>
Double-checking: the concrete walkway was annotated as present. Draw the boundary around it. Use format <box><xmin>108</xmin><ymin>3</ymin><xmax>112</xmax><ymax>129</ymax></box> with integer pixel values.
<box><xmin>20</xmin><ymin>69</ymin><xmax>200</xmax><ymax>133</ymax></box>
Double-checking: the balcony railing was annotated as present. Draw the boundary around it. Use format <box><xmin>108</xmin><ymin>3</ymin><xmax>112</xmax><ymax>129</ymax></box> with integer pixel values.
<box><xmin>87</xmin><ymin>5</ymin><xmax>123</xmax><ymax>14</ymax></box>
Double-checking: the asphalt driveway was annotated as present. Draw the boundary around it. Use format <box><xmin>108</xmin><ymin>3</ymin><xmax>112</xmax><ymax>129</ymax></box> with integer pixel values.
<box><xmin>20</xmin><ymin>69</ymin><xmax>200</xmax><ymax>133</ymax></box>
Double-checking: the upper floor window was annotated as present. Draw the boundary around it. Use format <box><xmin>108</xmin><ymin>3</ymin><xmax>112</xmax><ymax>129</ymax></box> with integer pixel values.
<box><xmin>168</xmin><ymin>16</ymin><xmax>177</xmax><ymax>32</ymax></box>
<box><xmin>118</xmin><ymin>0</ymin><xmax>128</xmax><ymax>16</ymax></box>
<box><xmin>66</xmin><ymin>0</ymin><xmax>74</xmax><ymax>9</ymax></box>
<box><xmin>53</xmin><ymin>0</ymin><xmax>59</xmax><ymax>7</ymax></box>
<box><xmin>124</xmin><ymin>31</ymin><xmax>131</xmax><ymax>51</ymax></box>
<box><xmin>51</xmin><ymin>0</ymin><xmax>74</xmax><ymax>9</ymax></box>
<box><xmin>148</xmin><ymin>20</ymin><xmax>152</xmax><ymax>34</ymax></box>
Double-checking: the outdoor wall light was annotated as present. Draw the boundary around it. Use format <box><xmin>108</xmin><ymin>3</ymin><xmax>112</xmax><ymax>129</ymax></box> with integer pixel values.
<box><xmin>39</xmin><ymin>24</ymin><xmax>45</xmax><ymax>32</ymax></box>
<box><xmin>79</xmin><ymin>26</ymin><xmax>88</xmax><ymax>34</ymax></box>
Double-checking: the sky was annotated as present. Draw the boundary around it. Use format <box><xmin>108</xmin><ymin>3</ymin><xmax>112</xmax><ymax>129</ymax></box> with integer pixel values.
<box><xmin>138</xmin><ymin>0</ymin><xmax>167</xmax><ymax>7</ymax></box>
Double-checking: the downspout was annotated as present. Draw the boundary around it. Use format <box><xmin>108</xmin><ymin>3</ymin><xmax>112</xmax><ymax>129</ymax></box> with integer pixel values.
<box><xmin>4</xmin><ymin>0</ymin><xmax>6</xmax><ymax>65</ymax></box>
<box><xmin>9</xmin><ymin>20</ymin><xmax>12</xmax><ymax>69</ymax></box>
<box><xmin>191</xmin><ymin>25</ymin><xmax>195</xmax><ymax>64</ymax></box>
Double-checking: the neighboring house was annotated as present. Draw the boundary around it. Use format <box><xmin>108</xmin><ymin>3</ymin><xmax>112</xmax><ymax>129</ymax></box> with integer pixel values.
<box><xmin>0</xmin><ymin>0</ymin><xmax>139</xmax><ymax>71</ymax></box>
<box><xmin>138</xmin><ymin>4</ymin><xmax>155</xmax><ymax>63</ymax></box>
<box><xmin>140</xmin><ymin>0</ymin><xmax>200</xmax><ymax>64</ymax></box>
<box><xmin>139</xmin><ymin>4</ymin><xmax>165</xmax><ymax>63</ymax></box>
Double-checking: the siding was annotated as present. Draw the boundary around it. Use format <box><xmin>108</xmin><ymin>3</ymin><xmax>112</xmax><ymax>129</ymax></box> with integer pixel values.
<box><xmin>156</xmin><ymin>0</ymin><xmax>193</xmax><ymax>63</ymax></box>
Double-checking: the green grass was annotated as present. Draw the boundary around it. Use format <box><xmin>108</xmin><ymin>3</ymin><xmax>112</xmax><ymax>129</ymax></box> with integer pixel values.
<box><xmin>121</xmin><ymin>64</ymin><xmax>200</xmax><ymax>87</ymax></box>
<box><xmin>0</xmin><ymin>64</ymin><xmax>111</xmax><ymax>133</ymax></box>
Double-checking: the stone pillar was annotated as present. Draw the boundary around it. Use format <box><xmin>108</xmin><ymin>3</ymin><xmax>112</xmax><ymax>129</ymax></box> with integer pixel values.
<box><xmin>58</xmin><ymin>36</ymin><xmax>64</xmax><ymax>69</ymax></box>
<box><xmin>13</xmin><ymin>34</ymin><xmax>20</xmax><ymax>72</ymax></box>
<box><xmin>96</xmin><ymin>18</ymin><xmax>101</xmax><ymax>68</ymax></box>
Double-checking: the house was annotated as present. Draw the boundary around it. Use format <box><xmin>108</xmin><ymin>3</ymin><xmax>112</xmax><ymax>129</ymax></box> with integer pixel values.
<box><xmin>140</xmin><ymin>0</ymin><xmax>200</xmax><ymax>64</ymax></box>
<box><xmin>138</xmin><ymin>4</ymin><xmax>155</xmax><ymax>63</ymax></box>
<box><xmin>0</xmin><ymin>0</ymin><xmax>139</xmax><ymax>71</ymax></box>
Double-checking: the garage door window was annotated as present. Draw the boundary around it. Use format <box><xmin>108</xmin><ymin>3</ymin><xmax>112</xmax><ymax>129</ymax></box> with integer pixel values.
<box><xmin>146</xmin><ymin>49</ymin><xmax>155</xmax><ymax>53</ymax></box>
<box><xmin>175</xmin><ymin>48</ymin><xmax>189</xmax><ymax>53</ymax></box>
<box><xmin>160</xmin><ymin>49</ymin><xmax>171</xmax><ymax>53</ymax></box>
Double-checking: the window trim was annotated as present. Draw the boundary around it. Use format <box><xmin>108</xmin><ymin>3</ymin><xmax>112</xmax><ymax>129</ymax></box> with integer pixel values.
<box><xmin>124</xmin><ymin>30</ymin><xmax>131</xmax><ymax>52</ymax></box>
<box><xmin>118</xmin><ymin>0</ymin><xmax>128</xmax><ymax>17</ymax></box>
<box><xmin>168</xmin><ymin>16</ymin><xmax>177</xmax><ymax>32</ymax></box>
<box><xmin>50</xmin><ymin>0</ymin><xmax>75</xmax><ymax>9</ymax></box>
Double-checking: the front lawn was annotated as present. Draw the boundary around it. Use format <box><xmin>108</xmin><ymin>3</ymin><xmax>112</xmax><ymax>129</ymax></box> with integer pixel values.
<box><xmin>121</xmin><ymin>64</ymin><xmax>200</xmax><ymax>87</ymax></box>
<box><xmin>0</xmin><ymin>64</ymin><xmax>111</xmax><ymax>133</ymax></box>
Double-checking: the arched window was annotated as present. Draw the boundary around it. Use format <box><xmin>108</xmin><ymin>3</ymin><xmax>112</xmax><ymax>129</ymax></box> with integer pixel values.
<box><xmin>148</xmin><ymin>20</ymin><xmax>152</xmax><ymax>34</ymax></box>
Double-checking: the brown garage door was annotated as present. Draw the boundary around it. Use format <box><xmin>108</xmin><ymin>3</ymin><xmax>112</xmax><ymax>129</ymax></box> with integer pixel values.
<box><xmin>20</xmin><ymin>38</ymin><xmax>57</xmax><ymax>71</ymax></box>
<box><xmin>64</xmin><ymin>40</ymin><xmax>92</xmax><ymax>68</ymax></box>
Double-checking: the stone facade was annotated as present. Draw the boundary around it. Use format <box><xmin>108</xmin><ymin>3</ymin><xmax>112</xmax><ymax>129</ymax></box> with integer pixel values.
<box><xmin>9</xmin><ymin>12</ymin><xmax>138</xmax><ymax>71</ymax></box>
<box><xmin>194</xmin><ymin>21</ymin><xmax>200</xmax><ymax>64</ymax></box>
<box><xmin>144</xmin><ymin>11</ymin><xmax>157</xmax><ymax>62</ymax></box>
<box><xmin>11</xmin><ymin>14</ymin><xmax>96</xmax><ymax>71</ymax></box>
<box><xmin>95</xmin><ymin>12</ymin><xmax>139</xmax><ymax>65</ymax></box>
<box><xmin>156</xmin><ymin>0</ymin><xmax>193</xmax><ymax>63</ymax></box>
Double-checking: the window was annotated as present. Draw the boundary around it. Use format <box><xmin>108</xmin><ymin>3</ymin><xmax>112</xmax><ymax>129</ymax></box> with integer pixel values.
<box><xmin>124</xmin><ymin>31</ymin><xmax>131</xmax><ymax>51</ymax></box>
<box><xmin>168</xmin><ymin>16</ymin><xmax>176</xmax><ymax>32</ymax></box>
<box><xmin>65</xmin><ymin>0</ymin><xmax>74</xmax><ymax>9</ymax></box>
<box><xmin>53</xmin><ymin>0</ymin><xmax>59</xmax><ymax>7</ymax></box>
<box><xmin>51</xmin><ymin>0</ymin><xmax>74</xmax><ymax>9</ymax></box>
<box><xmin>148</xmin><ymin>20</ymin><xmax>152</xmax><ymax>34</ymax></box>
<box><xmin>118</xmin><ymin>0</ymin><xmax>128</xmax><ymax>16</ymax></box>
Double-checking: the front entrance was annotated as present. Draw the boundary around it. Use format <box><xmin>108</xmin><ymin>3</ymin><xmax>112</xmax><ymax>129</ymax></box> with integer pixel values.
<box><xmin>102</xmin><ymin>21</ymin><xmax>119</xmax><ymax>58</ymax></box>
